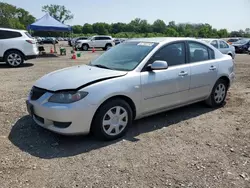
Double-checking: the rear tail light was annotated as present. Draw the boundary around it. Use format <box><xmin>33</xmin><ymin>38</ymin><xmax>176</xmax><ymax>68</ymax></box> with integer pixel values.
<box><xmin>26</xmin><ymin>40</ymin><xmax>36</xmax><ymax>44</ymax></box>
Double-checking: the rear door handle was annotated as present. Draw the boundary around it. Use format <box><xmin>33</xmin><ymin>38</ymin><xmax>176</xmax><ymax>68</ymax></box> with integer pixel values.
<box><xmin>209</xmin><ymin>66</ymin><xmax>217</xmax><ymax>71</ymax></box>
<box><xmin>178</xmin><ymin>71</ymin><xmax>188</xmax><ymax>76</ymax></box>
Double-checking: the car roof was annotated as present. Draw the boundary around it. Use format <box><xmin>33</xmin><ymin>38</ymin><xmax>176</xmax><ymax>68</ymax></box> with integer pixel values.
<box><xmin>0</xmin><ymin>27</ymin><xmax>27</xmax><ymax>32</ymax></box>
<box><xmin>127</xmin><ymin>37</ymin><xmax>200</xmax><ymax>44</ymax></box>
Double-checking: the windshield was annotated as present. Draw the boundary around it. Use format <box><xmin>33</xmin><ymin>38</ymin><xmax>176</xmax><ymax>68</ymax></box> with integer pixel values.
<box><xmin>90</xmin><ymin>41</ymin><xmax>158</xmax><ymax>71</ymax></box>
<box><xmin>201</xmin><ymin>39</ymin><xmax>211</xmax><ymax>43</ymax></box>
<box><xmin>234</xmin><ymin>39</ymin><xmax>249</xmax><ymax>44</ymax></box>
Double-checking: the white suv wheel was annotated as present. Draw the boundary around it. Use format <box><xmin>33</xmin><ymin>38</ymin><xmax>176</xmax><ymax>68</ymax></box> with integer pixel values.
<box><xmin>5</xmin><ymin>51</ymin><xmax>24</xmax><ymax>67</ymax></box>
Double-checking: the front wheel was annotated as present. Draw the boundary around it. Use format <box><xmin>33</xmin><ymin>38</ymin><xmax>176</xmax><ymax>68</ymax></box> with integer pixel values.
<box><xmin>82</xmin><ymin>44</ymin><xmax>89</xmax><ymax>51</ymax></box>
<box><xmin>91</xmin><ymin>99</ymin><xmax>133</xmax><ymax>141</ymax></box>
<box><xmin>205</xmin><ymin>79</ymin><xmax>228</xmax><ymax>107</ymax></box>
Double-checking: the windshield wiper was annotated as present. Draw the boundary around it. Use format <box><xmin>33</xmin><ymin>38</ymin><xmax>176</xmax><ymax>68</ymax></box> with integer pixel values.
<box><xmin>92</xmin><ymin>64</ymin><xmax>112</xmax><ymax>70</ymax></box>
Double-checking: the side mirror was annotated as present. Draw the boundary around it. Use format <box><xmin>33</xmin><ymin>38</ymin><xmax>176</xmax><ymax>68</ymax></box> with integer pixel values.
<box><xmin>148</xmin><ymin>60</ymin><xmax>168</xmax><ymax>71</ymax></box>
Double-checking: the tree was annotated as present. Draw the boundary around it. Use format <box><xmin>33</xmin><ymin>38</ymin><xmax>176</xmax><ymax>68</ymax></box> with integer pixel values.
<box><xmin>16</xmin><ymin>8</ymin><xmax>35</xmax><ymax>28</ymax></box>
<box><xmin>165</xmin><ymin>27</ymin><xmax>178</xmax><ymax>37</ymax></box>
<box><xmin>152</xmin><ymin>19</ymin><xmax>167</xmax><ymax>33</ymax></box>
<box><xmin>82</xmin><ymin>23</ymin><xmax>93</xmax><ymax>34</ymax></box>
<box><xmin>72</xmin><ymin>25</ymin><xmax>83</xmax><ymax>34</ymax></box>
<box><xmin>217</xmin><ymin>29</ymin><xmax>228</xmax><ymax>38</ymax></box>
<box><xmin>42</xmin><ymin>4</ymin><xmax>73</xmax><ymax>23</ymax></box>
<box><xmin>0</xmin><ymin>2</ymin><xmax>35</xmax><ymax>29</ymax></box>
<box><xmin>92</xmin><ymin>23</ymin><xmax>110</xmax><ymax>35</ymax></box>
<box><xmin>110</xmin><ymin>22</ymin><xmax>127</xmax><ymax>34</ymax></box>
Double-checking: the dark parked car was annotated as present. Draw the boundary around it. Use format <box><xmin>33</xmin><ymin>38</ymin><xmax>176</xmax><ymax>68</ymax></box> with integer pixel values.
<box><xmin>113</xmin><ymin>38</ymin><xmax>126</xmax><ymax>45</ymax></box>
<box><xmin>232</xmin><ymin>39</ymin><xmax>250</xmax><ymax>53</ymax></box>
<box><xmin>39</xmin><ymin>37</ymin><xmax>58</xmax><ymax>44</ymax></box>
<box><xmin>227</xmin><ymin>38</ymin><xmax>241</xmax><ymax>45</ymax></box>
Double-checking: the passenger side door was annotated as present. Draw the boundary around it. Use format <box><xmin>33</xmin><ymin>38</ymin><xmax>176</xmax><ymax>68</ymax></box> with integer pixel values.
<box><xmin>140</xmin><ymin>42</ymin><xmax>191</xmax><ymax>115</ymax></box>
<box><xmin>219</xmin><ymin>40</ymin><xmax>230</xmax><ymax>54</ymax></box>
<box><xmin>188</xmin><ymin>41</ymin><xmax>218</xmax><ymax>101</ymax></box>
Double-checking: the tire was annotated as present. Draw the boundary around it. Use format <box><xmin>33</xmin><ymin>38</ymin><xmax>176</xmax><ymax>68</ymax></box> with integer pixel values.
<box><xmin>4</xmin><ymin>50</ymin><xmax>24</xmax><ymax>67</ymax></box>
<box><xmin>91</xmin><ymin>99</ymin><xmax>133</xmax><ymax>141</ymax></box>
<box><xmin>228</xmin><ymin>53</ymin><xmax>232</xmax><ymax>58</ymax></box>
<box><xmin>82</xmin><ymin>44</ymin><xmax>89</xmax><ymax>51</ymax></box>
<box><xmin>104</xmin><ymin>44</ymin><xmax>112</xmax><ymax>51</ymax></box>
<box><xmin>205</xmin><ymin>79</ymin><xmax>228</xmax><ymax>107</ymax></box>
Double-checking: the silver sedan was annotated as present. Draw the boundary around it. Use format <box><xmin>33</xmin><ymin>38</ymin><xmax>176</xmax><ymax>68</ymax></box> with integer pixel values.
<box><xmin>201</xmin><ymin>38</ymin><xmax>236</xmax><ymax>59</ymax></box>
<box><xmin>26</xmin><ymin>37</ymin><xmax>235</xmax><ymax>140</ymax></box>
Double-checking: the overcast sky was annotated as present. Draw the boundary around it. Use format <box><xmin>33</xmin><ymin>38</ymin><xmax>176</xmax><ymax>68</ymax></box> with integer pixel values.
<box><xmin>3</xmin><ymin>0</ymin><xmax>250</xmax><ymax>31</ymax></box>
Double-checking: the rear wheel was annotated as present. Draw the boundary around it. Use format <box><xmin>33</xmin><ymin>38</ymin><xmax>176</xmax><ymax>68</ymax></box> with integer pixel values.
<box><xmin>205</xmin><ymin>79</ymin><xmax>228</xmax><ymax>107</ymax></box>
<box><xmin>104</xmin><ymin>44</ymin><xmax>112</xmax><ymax>51</ymax></box>
<box><xmin>5</xmin><ymin>50</ymin><xmax>24</xmax><ymax>67</ymax></box>
<box><xmin>91</xmin><ymin>99</ymin><xmax>133</xmax><ymax>141</ymax></box>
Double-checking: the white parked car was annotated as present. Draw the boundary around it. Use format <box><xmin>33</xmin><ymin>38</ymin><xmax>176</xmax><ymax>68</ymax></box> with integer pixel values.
<box><xmin>201</xmin><ymin>38</ymin><xmax>236</xmax><ymax>59</ymax></box>
<box><xmin>76</xmin><ymin>35</ymin><xmax>115</xmax><ymax>51</ymax></box>
<box><xmin>0</xmin><ymin>28</ymin><xmax>38</xmax><ymax>67</ymax></box>
<box><xmin>27</xmin><ymin>37</ymin><xmax>235</xmax><ymax>141</ymax></box>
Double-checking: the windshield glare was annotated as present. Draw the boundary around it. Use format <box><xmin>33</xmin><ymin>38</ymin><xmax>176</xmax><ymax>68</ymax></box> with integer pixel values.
<box><xmin>90</xmin><ymin>41</ymin><xmax>158</xmax><ymax>71</ymax></box>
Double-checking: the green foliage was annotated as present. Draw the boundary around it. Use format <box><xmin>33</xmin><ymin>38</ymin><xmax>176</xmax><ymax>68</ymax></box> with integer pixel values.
<box><xmin>0</xmin><ymin>2</ymin><xmax>35</xmax><ymax>29</ymax></box>
<box><xmin>42</xmin><ymin>4</ymin><xmax>73</xmax><ymax>23</ymax></box>
<box><xmin>82</xmin><ymin>23</ymin><xmax>94</xmax><ymax>34</ymax></box>
<box><xmin>70</xmin><ymin>19</ymin><xmax>242</xmax><ymax>39</ymax></box>
<box><xmin>72</xmin><ymin>25</ymin><xmax>82</xmax><ymax>34</ymax></box>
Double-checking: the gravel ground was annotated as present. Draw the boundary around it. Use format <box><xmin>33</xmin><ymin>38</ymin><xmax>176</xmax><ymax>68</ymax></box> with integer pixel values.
<box><xmin>0</xmin><ymin>47</ymin><xmax>249</xmax><ymax>188</ymax></box>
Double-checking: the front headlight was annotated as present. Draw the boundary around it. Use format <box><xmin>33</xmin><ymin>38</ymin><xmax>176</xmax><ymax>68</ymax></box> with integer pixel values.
<box><xmin>48</xmin><ymin>91</ymin><xmax>88</xmax><ymax>104</ymax></box>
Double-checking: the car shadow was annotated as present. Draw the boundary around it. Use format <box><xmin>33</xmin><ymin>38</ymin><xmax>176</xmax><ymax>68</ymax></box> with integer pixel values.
<box><xmin>38</xmin><ymin>54</ymin><xmax>59</xmax><ymax>58</ymax></box>
<box><xmin>8</xmin><ymin>102</ymin><xmax>217</xmax><ymax>159</ymax></box>
<box><xmin>0</xmin><ymin>63</ymin><xmax>34</xmax><ymax>68</ymax></box>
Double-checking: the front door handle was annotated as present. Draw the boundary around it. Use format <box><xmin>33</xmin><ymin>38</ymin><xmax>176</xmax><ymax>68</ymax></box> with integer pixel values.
<box><xmin>178</xmin><ymin>71</ymin><xmax>188</xmax><ymax>77</ymax></box>
<box><xmin>209</xmin><ymin>66</ymin><xmax>217</xmax><ymax>71</ymax></box>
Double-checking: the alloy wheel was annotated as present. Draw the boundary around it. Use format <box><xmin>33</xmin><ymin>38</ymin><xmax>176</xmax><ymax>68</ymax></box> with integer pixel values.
<box><xmin>214</xmin><ymin>83</ymin><xmax>226</xmax><ymax>104</ymax></box>
<box><xmin>7</xmin><ymin>53</ymin><xmax>22</xmax><ymax>66</ymax></box>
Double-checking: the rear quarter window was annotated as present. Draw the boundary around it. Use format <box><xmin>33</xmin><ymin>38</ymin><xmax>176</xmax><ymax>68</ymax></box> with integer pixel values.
<box><xmin>25</xmin><ymin>32</ymin><xmax>33</xmax><ymax>38</ymax></box>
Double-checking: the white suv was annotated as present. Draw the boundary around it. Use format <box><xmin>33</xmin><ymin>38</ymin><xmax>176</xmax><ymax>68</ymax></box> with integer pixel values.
<box><xmin>0</xmin><ymin>28</ymin><xmax>38</xmax><ymax>67</ymax></box>
<box><xmin>75</xmin><ymin>35</ymin><xmax>115</xmax><ymax>51</ymax></box>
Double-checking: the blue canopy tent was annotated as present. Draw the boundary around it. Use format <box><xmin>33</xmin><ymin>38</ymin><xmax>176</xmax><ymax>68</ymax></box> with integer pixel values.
<box><xmin>27</xmin><ymin>13</ymin><xmax>72</xmax><ymax>32</ymax></box>
<box><xmin>28</xmin><ymin>13</ymin><xmax>72</xmax><ymax>53</ymax></box>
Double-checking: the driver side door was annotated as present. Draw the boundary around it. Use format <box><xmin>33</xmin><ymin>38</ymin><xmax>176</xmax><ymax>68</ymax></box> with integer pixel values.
<box><xmin>140</xmin><ymin>42</ymin><xmax>191</xmax><ymax>115</ymax></box>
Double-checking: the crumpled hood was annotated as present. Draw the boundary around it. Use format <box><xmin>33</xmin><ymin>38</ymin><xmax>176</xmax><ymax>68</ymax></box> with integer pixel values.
<box><xmin>34</xmin><ymin>65</ymin><xmax>127</xmax><ymax>91</ymax></box>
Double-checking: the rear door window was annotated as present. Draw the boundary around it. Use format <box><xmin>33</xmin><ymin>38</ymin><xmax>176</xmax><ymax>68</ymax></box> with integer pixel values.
<box><xmin>0</xmin><ymin>30</ymin><xmax>22</xmax><ymax>39</ymax></box>
<box><xmin>211</xmin><ymin>40</ymin><xmax>219</xmax><ymax>48</ymax></box>
<box><xmin>219</xmin><ymin>40</ymin><xmax>229</xmax><ymax>49</ymax></box>
<box><xmin>188</xmin><ymin>42</ymin><xmax>210</xmax><ymax>63</ymax></box>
